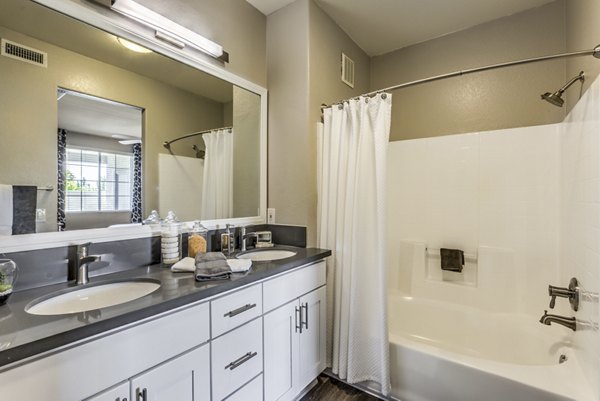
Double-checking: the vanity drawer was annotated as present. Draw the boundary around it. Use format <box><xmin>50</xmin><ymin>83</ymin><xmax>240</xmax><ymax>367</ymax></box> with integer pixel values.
<box><xmin>225</xmin><ymin>374</ymin><xmax>263</xmax><ymax>401</ymax></box>
<box><xmin>263</xmin><ymin>260</ymin><xmax>326</xmax><ymax>312</ymax></box>
<box><xmin>211</xmin><ymin>318</ymin><xmax>263</xmax><ymax>401</ymax></box>
<box><xmin>211</xmin><ymin>283</ymin><xmax>262</xmax><ymax>338</ymax></box>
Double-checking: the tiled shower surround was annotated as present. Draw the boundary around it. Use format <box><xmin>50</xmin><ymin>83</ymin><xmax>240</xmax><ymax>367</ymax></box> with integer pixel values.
<box><xmin>387</xmin><ymin>77</ymin><xmax>600</xmax><ymax>398</ymax></box>
<box><xmin>560</xmin><ymin>79</ymin><xmax>600</xmax><ymax>397</ymax></box>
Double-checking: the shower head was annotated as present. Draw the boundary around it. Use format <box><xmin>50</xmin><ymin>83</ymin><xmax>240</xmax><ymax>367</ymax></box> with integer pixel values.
<box><xmin>192</xmin><ymin>144</ymin><xmax>205</xmax><ymax>159</ymax></box>
<box><xmin>541</xmin><ymin>71</ymin><xmax>585</xmax><ymax>107</ymax></box>
<box><xmin>541</xmin><ymin>91</ymin><xmax>565</xmax><ymax>107</ymax></box>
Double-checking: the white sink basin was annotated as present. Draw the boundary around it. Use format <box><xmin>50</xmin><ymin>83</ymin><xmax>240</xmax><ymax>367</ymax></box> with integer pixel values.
<box><xmin>237</xmin><ymin>249</ymin><xmax>297</xmax><ymax>262</ymax></box>
<box><xmin>26</xmin><ymin>279</ymin><xmax>160</xmax><ymax>316</ymax></box>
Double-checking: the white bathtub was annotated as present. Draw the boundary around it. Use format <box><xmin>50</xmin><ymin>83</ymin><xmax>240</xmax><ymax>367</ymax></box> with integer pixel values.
<box><xmin>387</xmin><ymin>291</ymin><xmax>593</xmax><ymax>401</ymax></box>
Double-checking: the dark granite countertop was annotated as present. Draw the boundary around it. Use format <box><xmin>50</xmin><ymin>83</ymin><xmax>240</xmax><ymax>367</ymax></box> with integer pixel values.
<box><xmin>0</xmin><ymin>246</ymin><xmax>330</xmax><ymax>369</ymax></box>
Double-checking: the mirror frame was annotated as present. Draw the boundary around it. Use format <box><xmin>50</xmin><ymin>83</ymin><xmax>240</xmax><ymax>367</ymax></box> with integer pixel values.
<box><xmin>0</xmin><ymin>0</ymin><xmax>267</xmax><ymax>252</ymax></box>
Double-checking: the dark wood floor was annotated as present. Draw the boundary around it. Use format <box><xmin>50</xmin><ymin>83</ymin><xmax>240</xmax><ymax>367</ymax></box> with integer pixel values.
<box><xmin>300</xmin><ymin>375</ymin><xmax>381</xmax><ymax>401</ymax></box>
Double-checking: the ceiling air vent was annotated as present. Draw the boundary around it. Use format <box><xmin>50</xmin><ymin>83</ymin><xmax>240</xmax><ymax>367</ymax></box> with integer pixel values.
<box><xmin>1</xmin><ymin>39</ymin><xmax>47</xmax><ymax>68</ymax></box>
<box><xmin>341</xmin><ymin>52</ymin><xmax>354</xmax><ymax>88</ymax></box>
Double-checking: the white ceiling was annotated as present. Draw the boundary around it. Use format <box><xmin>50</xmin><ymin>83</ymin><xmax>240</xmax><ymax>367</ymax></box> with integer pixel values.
<box><xmin>247</xmin><ymin>0</ymin><xmax>556</xmax><ymax>56</ymax></box>
<box><xmin>58</xmin><ymin>91</ymin><xmax>142</xmax><ymax>140</ymax></box>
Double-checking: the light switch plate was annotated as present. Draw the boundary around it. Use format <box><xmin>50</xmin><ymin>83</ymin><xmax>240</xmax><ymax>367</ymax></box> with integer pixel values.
<box><xmin>267</xmin><ymin>208</ymin><xmax>275</xmax><ymax>224</ymax></box>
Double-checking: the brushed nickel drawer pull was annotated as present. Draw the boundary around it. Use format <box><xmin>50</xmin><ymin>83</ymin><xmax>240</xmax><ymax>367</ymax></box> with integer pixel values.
<box><xmin>136</xmin><ymin>388</ymin><xmax>147</xmax><ymax>401</ymax></box>
<box><xmin>224</xmin><ymin>303</ymin><xmax>257</xmax><ymax>318</ymax></box>
<box><xmin>225</xmin><ymin>351</ymin><xmax>258</xmax><ymax>370</ymax></box>
<box><xmin>295</xmin><ymin>306</ymin><xmax>302</xmax><ymax>333</ymax></box>
<box><xmin>302</xmin><ymin>302</ymin><xmax>308</xmax><ymax>330</ymax></box>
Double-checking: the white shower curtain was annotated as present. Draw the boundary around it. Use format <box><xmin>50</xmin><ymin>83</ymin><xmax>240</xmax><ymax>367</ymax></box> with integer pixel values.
<box><xmin>317</xmin><ymin>94</ymin><xmax>391</xmax><ymax>395</ymax></box>
<box><xmin>201</xmin><ymin>128</ymin><xmax>233</xmax><ymax>220</ymax></box>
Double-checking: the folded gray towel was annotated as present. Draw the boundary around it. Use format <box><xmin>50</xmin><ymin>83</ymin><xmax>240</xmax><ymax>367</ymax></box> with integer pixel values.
<box><xmin>195</xmin><ymin>252</ymin><xmax>232</xmax><ymax>281</ymax></box>
<box><xmin>440</xmin><ymin>248</ymin><xmax>464</xmax><ymax>272</ymax></box>
<box><xmin>13</xmin><ymin>185</ymin><xmax>37</xmax><ymax>235</ymax></box>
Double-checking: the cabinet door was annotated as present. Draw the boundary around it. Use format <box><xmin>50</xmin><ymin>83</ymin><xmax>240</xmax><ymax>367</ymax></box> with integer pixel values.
<box><xmin>130</xmin><ymin>344</ymin><xmax>210</xmax><ymax>401</ymax></box>
<box><xmin>298</xmin><ymin>286</ymin><xmax>327</xmax><ymax>390</ymax></box>
<box><xmin>85</xmin><ymin>382</ymin><xmax>129</xmax><ymax>401</ymax></box>
<box><xmin>263</xmin><ymin>300</ymin><xmax>300</xmax><ymax>401</ymax></box>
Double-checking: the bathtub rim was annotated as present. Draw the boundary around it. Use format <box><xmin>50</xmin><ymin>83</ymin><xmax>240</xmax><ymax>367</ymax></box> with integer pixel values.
<box><xmin>387</xmin><ymin>292</ymin><xmax>594</xmax><ymax>401</ymax></box>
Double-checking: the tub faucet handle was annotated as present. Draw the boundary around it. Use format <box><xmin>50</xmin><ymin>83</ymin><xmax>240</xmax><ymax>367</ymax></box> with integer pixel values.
<box><xmin>549</xmin><ymin>294</ymin><xmax>557</xmax><ymax>309</ymax></box>
<box><xmin>547</xmin><ymin>277</ymin><xmax>579</xmax><ymax>311</ymax></box>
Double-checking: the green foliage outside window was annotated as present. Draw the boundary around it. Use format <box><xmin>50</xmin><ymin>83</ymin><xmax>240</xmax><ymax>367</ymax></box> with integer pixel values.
<box><xmin>65</xmin><ymin>170</ymin><xmax>80</xmax><ymax>191</ymax></box>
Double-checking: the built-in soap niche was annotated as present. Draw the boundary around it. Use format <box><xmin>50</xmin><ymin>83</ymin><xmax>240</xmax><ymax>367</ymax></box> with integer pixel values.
<box><xmin>425</xmin><ymin>247</ymin><xmax>478</xmax><ymax>286</ymax></box>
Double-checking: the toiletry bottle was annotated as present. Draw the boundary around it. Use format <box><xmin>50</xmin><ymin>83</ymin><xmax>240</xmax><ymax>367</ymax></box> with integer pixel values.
<box><xmin>161</xmin><ymin>211</ymin><xmax>182</xmax><ymax>266</ymax></box>
<box><xmin>188</xmin><ymin>221</ymin><xmax>208</xmax><ymax>258</ymax></box>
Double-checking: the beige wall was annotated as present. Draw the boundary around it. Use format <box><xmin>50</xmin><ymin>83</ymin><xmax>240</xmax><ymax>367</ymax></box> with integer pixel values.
<box><xmin>267</xmin><ymin>0</ymin><xmax>311</xmax><ymax>240</ymax></box>
<box><xmin>224</xmin><ymin>101</ymin><xmax>233</xmax><ymax>127</ymax></box>
<box><xmin>158</xmin><ymin>154</ymin><xmax>203</xmax><ymax>221</ymax></box>
<box><xmin>370</xmin><ymin>0</ymin><xmax>567</xmax><ymax>141</ymax></box>
<box><xmin>0</xmin><ymin>26</ymin><xmax>224</xmax><ymax>232</ymax></box>
<box><xmin>233</xmin><ymin>87</ymin><xmax>261</xmax><ymax>217</ymax></box>
<box><xmin>307</xmin><ymin>1</ymin><xmax>371</xmax><ymax>245</ymax></box>
<box><xmin>138</xmin><ymin>0</ymin><xmax>267</xmax><ymax>87</ymax></box>
<box><xmin>565</xmin><ymin>0</ymin><xmax>600</xmax><ymax>113</ymax></box>
<box><xmin>245</xmin><ymin>0</ymin><xmax>598</xmax><ymax>245</ymax></box>
<box><xmin>267</xmin><ymin>0</ymin><xmax>370</xmax><ymax>246</ymax></box>
<box><xmin>0</xmin><ymin>28</ymin><xmax>58</xmax><ymax>233</ymax></box>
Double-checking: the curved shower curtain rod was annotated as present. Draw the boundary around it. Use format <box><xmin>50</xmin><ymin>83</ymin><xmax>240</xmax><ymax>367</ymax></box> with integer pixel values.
<box><xmin>321</xmin><ymin>44</ymin><xmax>600</xmax><ymax>110</ymax></box>
<box><xmin>162</xmin><ymin>126</ymin><xmax>233</xmax><ymax>149</ymax></box>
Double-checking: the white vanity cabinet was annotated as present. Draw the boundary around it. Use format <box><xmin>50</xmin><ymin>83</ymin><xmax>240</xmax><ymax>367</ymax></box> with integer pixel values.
<box><xmin>210</xmin><ymin>282</ymin><xmax>264</xmax><ymax>400</ymax></box>
<box><xmin>226</xmin><ymin>374</ymin><xmax>263</xmax><ymax>401</ymax></box>
<box><xmin>130</xmin><ymin>344</ymin><xmax>210</xmax><ymax>401</ymax></box>
<box><xmin>263</xmin><ymin>261</ymin><xmax>327</xmax><ymax>401</ymax></box>
<box><xmin>211</xmin><ymin>318</ymin><xmax>263</xmax><ymax>400</ymax></box>
<box><xmin>0</xmin><ymin>258</ymin><xmax>328</xmax><ymax>401</ymax></box>
<box><xmin>0</xmin><ymin>301</ymin><xmax>211</xmax><ymax>401</ymax></box>
<box><xmin>85</xmin><ymin>345</ymin><xmax>210</xmax><ymax>401</ymax></box>
<box><xmin>263</xmin><ymin>300</ymin><xmax>300</xmax><ymax>401</ymax></box>
<box><xmin>297</xmin><ymin>286</ymin><xmax>327</xmax><ymax>391</ymax></box>
<box><xmin>86</xmin><ymin>382</ymin><xmax>129</xmax><ymax>401</ymax></box>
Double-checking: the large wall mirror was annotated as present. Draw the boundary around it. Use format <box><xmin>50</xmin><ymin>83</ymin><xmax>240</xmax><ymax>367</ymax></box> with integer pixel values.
<box><xmin>0</xmin><ymin>0</ymin><xmax>265</xmax><ymax>242</ymax></box>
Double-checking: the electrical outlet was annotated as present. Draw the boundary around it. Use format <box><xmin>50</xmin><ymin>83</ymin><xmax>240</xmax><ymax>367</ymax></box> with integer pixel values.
<box><xmin>267</xmin><ymin>208</ymin><xmax>276</xmax><ymax>224</ymax></box>
<box><xmin>35</xmin><ymin>208</ymin><xmax>46</xmax><ymax>223</ymax></box>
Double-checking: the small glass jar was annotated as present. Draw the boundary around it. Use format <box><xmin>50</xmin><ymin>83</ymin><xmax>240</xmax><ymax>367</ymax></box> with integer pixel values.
<box><xmin>161</xmin><ymin>211</ymin><xmax>182</xmax><ymax>266</ymax></box>
<box><xmin>0</xmin><ymin>259</ymin><xmax>18</xmax><ymax>305</ymax></box>
<box><xmin>143</xmin><ymin>210</ymin><xmax>161</xmax><ymax>225</ymax></box>
<box><xmin>188</xmin><ymin>221</ymin><xmax>208</xmax><ymax>258</ymax></box>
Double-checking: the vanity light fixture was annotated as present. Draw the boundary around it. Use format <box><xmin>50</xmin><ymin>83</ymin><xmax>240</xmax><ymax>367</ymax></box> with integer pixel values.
<box><xmin>108</xmin><ymin>0</ymin><xmax>227</xmax><ymax>61</ymax></box>
<box><xmin>112</xmin><ymin>134</ymin><xmax>141</xmax><ymax>144</ymax></box>
<box><xmin>116</xmin><ymin>37</ymin><xmax>152</xmax><ymax>54</ymax></box>
<box><xmin>118</xmin><ymin>139</ymin><xmax>142</xmax><ymax>145</ymax></box>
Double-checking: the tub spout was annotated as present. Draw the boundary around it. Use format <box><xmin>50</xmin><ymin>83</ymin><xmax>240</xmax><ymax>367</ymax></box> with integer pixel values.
<box><xmin>539</xmin><ymin>310</ymin><xmax>576</xmax><ymax>331</ymax></box>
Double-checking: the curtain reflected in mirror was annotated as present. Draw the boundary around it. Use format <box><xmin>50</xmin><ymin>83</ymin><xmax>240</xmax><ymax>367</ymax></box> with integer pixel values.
<box><xmin>201</xmin><ymin>128</ymin><xmax>233</xmax><ymax>220</ymax></box>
